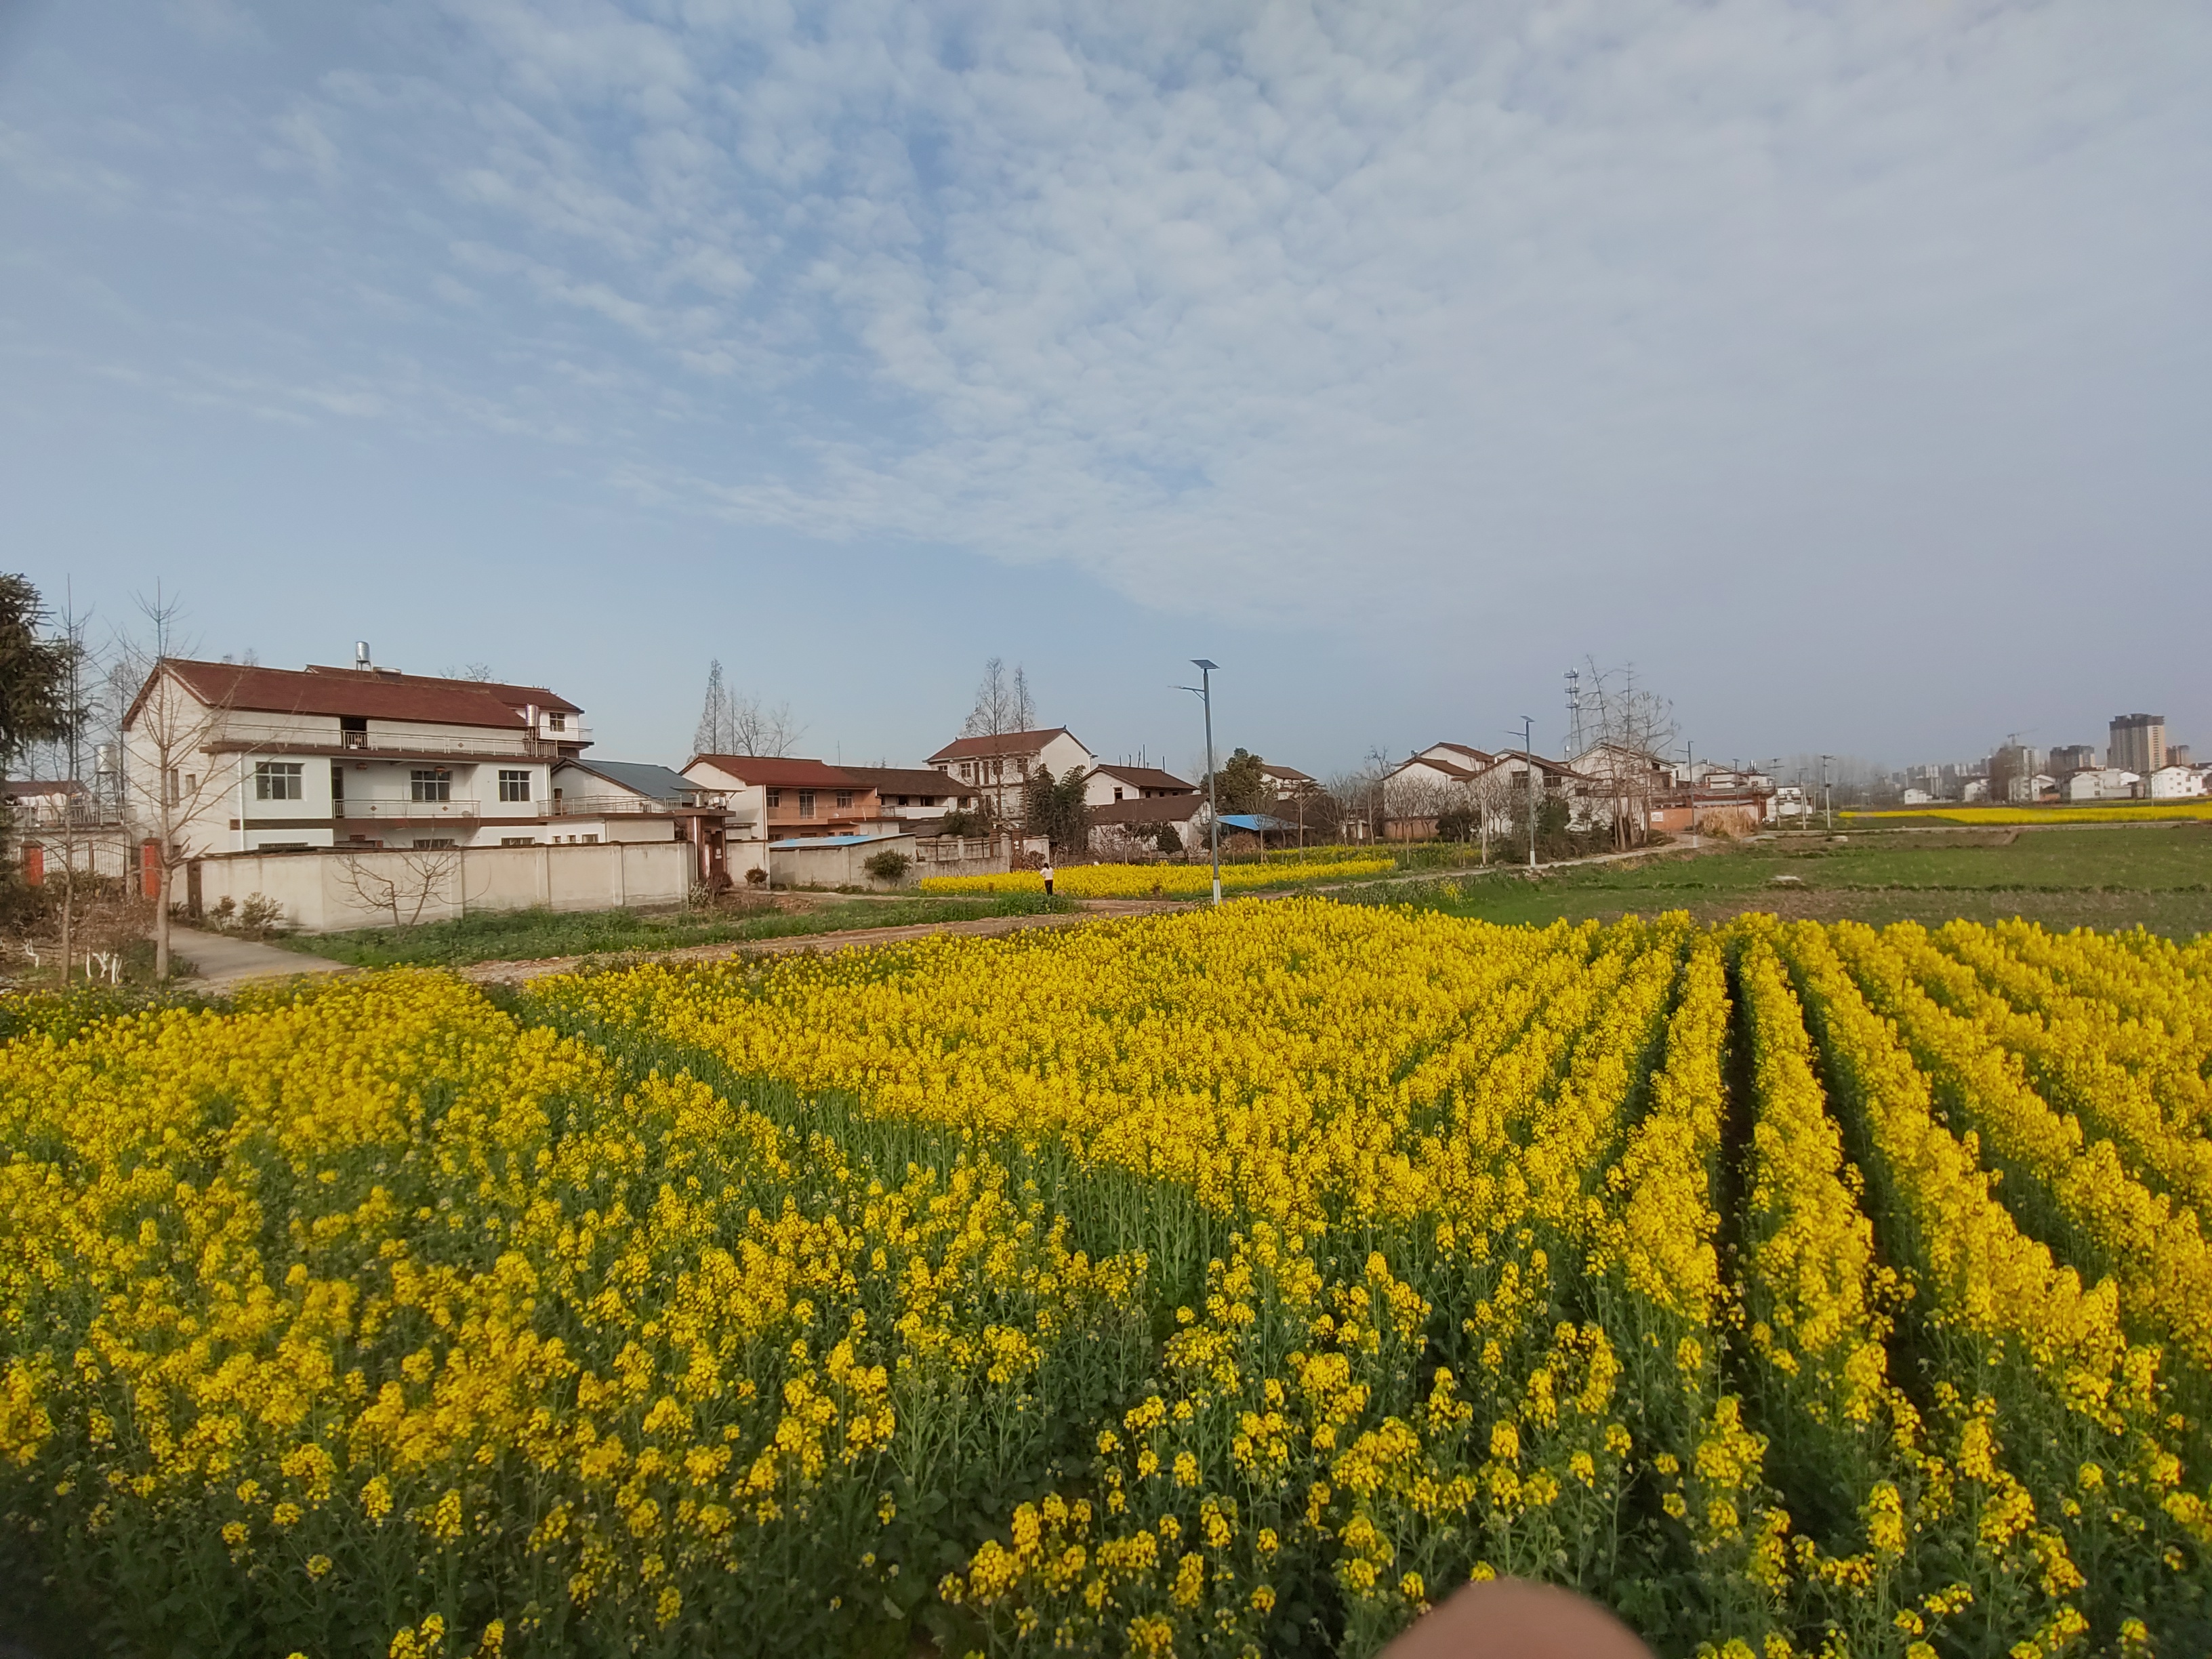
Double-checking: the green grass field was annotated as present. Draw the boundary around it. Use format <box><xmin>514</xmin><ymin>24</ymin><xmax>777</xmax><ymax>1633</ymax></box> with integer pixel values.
<box><xmin>1344</xmin><ymin>823</ymin><xmax>2212</xmax><ymax>937</ymax></box>
<box><xmin>276</xmin><ymin>892</ymin><xmax>1077</xmax><ymax>968</ymax></box>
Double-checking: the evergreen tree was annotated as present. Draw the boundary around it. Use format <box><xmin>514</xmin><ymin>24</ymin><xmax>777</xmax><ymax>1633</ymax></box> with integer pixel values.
<box><xmin>693</xmin><ymin>660</ymin><xmax>736</xmax><ymax>756</ymax></box>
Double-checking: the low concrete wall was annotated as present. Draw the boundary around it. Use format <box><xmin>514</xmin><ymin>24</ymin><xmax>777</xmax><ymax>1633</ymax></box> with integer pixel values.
<box><xmin>192</xmin><ymin>841</ymin><xmax>691</xmax><ymax>933</ymax></box>
<box><xmin>768</xmin><ymin>834</ymin><xmax>917</xmax><ymax>891</ymax></box>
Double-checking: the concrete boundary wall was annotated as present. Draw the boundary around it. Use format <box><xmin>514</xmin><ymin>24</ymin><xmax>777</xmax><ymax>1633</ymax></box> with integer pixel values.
<box><xmin>193</xmin><ymin>841</ymin><xmax>691</xmax><ymax>933</ymax></box>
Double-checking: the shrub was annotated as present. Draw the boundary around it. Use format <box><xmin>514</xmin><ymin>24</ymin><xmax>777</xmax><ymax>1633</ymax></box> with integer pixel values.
<box><xmin>863</xmin><ymin>848</ymin><xmax>912</xmax><ymax>883</ymax></box>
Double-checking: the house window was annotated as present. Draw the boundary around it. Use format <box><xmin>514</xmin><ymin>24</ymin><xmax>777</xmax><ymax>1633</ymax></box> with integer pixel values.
<box><xmin>798</xmin><ymin>790</ymin><xmax>816</xmax><ymax>819</ymax></box>
<box><xmin>766</xmin><ymin>789</ymin><xmax>782</xmax><ymax>808</ymax></box>
<box><xmin>254</xmin><ymin>762</ymin><xmax>304</xmax><ymax>801</ymax></box>
<box><xmin>500</xmin><ymin>836</ymin><xmax>535</xmax><ymax>847</ymax></box>
<box><xmin>411</xmin><ymin>838</ymin><xmax>455</xmax><ymax>849</ymax></box>
<box><xmin>498</xmin><ymin>770</ymin><xmax>531</xmax><ymax>802</ymax></box>
<box><xmin>411</xmin><ymin>769</ymin><xmax>451</xmax><ymax>802</ymax></box>
<box><xmin>835</xmin><ymin>791</ymin><xmax>853</xmax><ymax>809</ymax></box>
<box><xmin>548</xmin><ymin>712</ymin><xmax>567</xmax><ymax>731</ymax></box>
<box><xmin>1113</xmin><ymin>787</ymin><xmax>1125</xmax><ymax>801</ymax></box>
<box><xmin>960</xmin><ymin>762</ymin><xmax>974</xmax><ymax>781</ymax></box>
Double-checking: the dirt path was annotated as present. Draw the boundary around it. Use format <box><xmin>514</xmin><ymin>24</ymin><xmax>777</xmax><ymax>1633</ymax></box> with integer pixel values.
<box><xmin>460</xmin><ymin>899</ymin><xmax>1187</xmax><ymax>985</ymax></box>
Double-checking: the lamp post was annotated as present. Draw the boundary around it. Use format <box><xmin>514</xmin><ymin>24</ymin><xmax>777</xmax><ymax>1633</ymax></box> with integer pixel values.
<box><xmin>1177</xmin><ymin>660</ymin><xmax>1223</xmax><ymax>905</ymax></box>
<box><xmin>1686</xmin><ymin>739</ymin><xmax>1696</xmax><ymax>844</ymax></box>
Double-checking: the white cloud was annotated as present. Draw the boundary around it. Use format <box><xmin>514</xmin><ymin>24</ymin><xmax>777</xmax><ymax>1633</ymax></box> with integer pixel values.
<box><xmin>13</xmin><ymin>0</ymin><xmax>2212</xmax><ymax>649</ymax></box>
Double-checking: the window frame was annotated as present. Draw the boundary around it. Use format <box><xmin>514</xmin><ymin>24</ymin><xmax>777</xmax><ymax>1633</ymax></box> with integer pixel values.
<box><xmin>253</xmin><ymin>761</ymin><xmax>305</xmax><ymax>802</ymax></box>
<box><xmin>497</xmin><ymin>769</ymin><xmax>531</xmax><ymax>803</ymax></box>
<box><xmin>410</xmin><ymin>768</ymin><xmax>453</xmax><ymax>803</ymax></box>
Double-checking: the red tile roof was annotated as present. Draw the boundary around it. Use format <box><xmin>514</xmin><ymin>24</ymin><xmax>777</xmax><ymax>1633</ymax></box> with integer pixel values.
<box><xmin>138</xmin><ymin>659</ymin><xmax>535</xmax><ymax>730</ymax></box>
<box><xmin>1090</xmin><ymin>764</ymin><xmax>1194</xmax><ymax>793</ymax></box>
<box><xmin>927</xmin><ymin>727</ymin><xmax>1076</xmax><ymax>763</ymax></box>
<box><xmin>304</xmin><ymin>665</ymin><xmax>581</xmax><ymax>714</ymax></box>
<box><xmin>687</xmin><ymin>755</ymin><xmax>875</xmax><ymax>790</ymax></box>
<box><xmin>836</xmin><ymin>766</ymin><xmax>967</xmax><ymax>797</ymax></box>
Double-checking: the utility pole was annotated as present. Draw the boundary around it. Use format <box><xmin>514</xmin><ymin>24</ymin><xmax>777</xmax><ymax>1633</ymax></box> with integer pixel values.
<box><xmin>1178</xmin><ymin>660</ymin><xmax>1223</xmax><ymax>905</ymax></box>
<box><xmin>1523</xmin><ymin>715</ymin><xmax>1537</xmax><ymax>871</ymax></box>
<box><xmin>1686</xmin><ymin>739</ymin><xmax>1696</xmax><ymax>843</ymax></box>
<box><xmin>1821</xmin><ymin>754</ymin><xmax>1833</xmax><ymax>830</ymax></box>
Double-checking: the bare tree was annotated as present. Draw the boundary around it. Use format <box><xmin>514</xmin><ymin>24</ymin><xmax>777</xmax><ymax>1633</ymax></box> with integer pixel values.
<box><xmin>1571</xmin><ymin>659</ymin><xmax>1679</xmax><ymax>850</ymax></box>
<box><xmin>1467</xmin><ymin>762</ymin><xmax>1518</xmax><ymax>864</ymax></box>
<box><xmin>691</xmin><ymin>661</ymin><xmax>803</xmax><ymax>758</ymax></box>
<box><xmin>731</xmin><ymin>693</ymin><xmax>802</xmax><ymax>758</ymax></box>
<box><xmin>962</xmin><ymin>657</ymin><xmax>1036</xmax><ymax>739</ymax></box>
<box><xmin>116</xmin><ymin>591</ymin><xmax>237</xmax><ymax>980</ymax></box>
<box><xmin>333</xmin><ymin>848</ymin><xmax>464</xmax><ymax>931</ymax></box>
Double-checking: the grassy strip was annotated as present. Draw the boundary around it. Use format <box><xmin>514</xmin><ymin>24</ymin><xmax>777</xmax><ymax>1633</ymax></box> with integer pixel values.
<box><xmin>1337</xmin><ymin>827</ymin><xmax>2212</xmax><ymax>937</ymax></box>
<box><xmin>273</xmin><ymin>893</ymin><xmax>1077</xmax><ymax>968</ymax></box>
<box><xmin>1847</xmin><ymin>802</ymin><xmax>2212</xmax><ymax>825</ymax></box>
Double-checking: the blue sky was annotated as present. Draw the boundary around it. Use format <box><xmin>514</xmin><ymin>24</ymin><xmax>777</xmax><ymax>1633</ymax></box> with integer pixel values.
<box><xmin>4</xmin><ymin>1</ymin><xmax>2208</xmax><ymax>777</ymax></box>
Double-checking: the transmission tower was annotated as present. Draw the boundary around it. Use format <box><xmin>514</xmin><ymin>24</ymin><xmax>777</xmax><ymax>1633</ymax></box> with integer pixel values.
<box><xmin>1565</xmin><ymin>667</ymin><xmax>1584</xmax><ymax>759</ymax></box>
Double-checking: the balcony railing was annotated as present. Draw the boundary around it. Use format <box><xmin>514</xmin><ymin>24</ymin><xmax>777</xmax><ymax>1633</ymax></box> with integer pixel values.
<box><xmin>549</xmin><ymin>794</ymin><xmax>687</xmax><ymax>817</ymax></box>
<box><xmin>217</xmin><ymin>722</ymin><xmax>568</xmax><ymax>758</ymax></box>
<box><xmin>333</xmin><ymin>798</ymin><xmax>483</xmax><ymax>819</ymax></box>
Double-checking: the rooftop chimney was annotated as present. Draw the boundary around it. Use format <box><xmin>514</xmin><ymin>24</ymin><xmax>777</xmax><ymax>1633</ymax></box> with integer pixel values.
<box><xmin>354</xmin><ymin>641</ymin><xmax>371</xmax><ymax>671</ymax></box>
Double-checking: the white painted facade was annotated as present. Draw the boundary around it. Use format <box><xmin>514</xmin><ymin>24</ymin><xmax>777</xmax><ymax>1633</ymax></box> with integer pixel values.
<box><xmin>2059</xmin><ymin>768</ymin><xmax>2142</xmax><ymax>802</ymax></box>
<box><xmin>121</xmin><ymin>661</ymin><xmax>583</xmax><ymax>859</ymax></box>
<box><xmin>2146</xmin><ymin>765</ymin><xmax>2206</xmax><ymax>800</ymax></box>
<box><xmin>929</xmin><ymin>729</ymin><xmax>1099</xmax><ymax>819</ymax></box>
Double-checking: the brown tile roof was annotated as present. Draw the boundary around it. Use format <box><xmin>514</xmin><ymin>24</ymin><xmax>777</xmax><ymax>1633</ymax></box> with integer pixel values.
<box><xmin>836</xmin><ymin>766</ymin><xmax>968</xmax><ymax>798</ymax></box>
<box><xmin>140</xmin><ymin>659</ymin><xmax>535</xmax><ymax>730</ymax></box>
<box><xmin>1089</xmin><ymin>764</ymin><xmax>1194</xmax><ymax>794</ymax></box>
<box><xmin>304</xmin><ymin>665</ymin><xmax>581</xmax><ymax>715</ymax></box>
<box><xmin>1423</xmin><ymin>743</ymin><xmax>1496</xmax><ymax>767</ymax></box>
<box><xmin>1392</xmin><ymin>755</ymin><xmax>1483</xmax><ymax>783</ymax></box>
<box><xmin>687</xmin><ymin>755</ymin><xmax>874</xmax><ymax>790</ymax></box>
<box><xmin>927</xmin><ymin>727</ymin><xmax>1075</xmax><ymax>763</ymax></box>
<box><xmin>1089</xmin><ymin>796</ymin><xmax>1207</xmax><ymax>826</ymax></box>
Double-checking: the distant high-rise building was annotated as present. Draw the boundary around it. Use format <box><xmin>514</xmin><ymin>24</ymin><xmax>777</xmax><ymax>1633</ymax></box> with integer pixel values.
<box><xmin>2109</xmin><ymin>714</ymin><xmax>2167</xmax><ymax>775</ymax></box>
<box><xmin>2171</xmin><ymin>744</ymin><xmax>2192</xmax><ymax>767</ymax></box>
<box><xmin>2048</xmin><ymin>744</ymin><xmax>2097</xmax><ymax>775</ymax></box>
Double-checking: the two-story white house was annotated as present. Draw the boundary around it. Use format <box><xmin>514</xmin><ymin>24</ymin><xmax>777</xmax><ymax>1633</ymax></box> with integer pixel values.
<box><xmin>1082</xmin><ymin>763</ymin><xmax>1195</xmax><ymax>808</ymax></box>
<box><xmin>122</xmin><ymin>655</ymin><xmax>609</xmax><ymax>857</ymax></box>
<box><xmin>927</xmin><ymin>727</ymin><xmax>1099</xmax><ymax>820</ymax></box>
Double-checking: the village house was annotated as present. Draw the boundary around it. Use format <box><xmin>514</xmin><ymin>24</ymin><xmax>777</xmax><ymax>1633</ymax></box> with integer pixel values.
<box><xmin>117</xmin><ymin>653</ymin><xmax>703</xmax><ymax>930</ymax></box>
<box><xmin>2059</xmin><ymin>767</ymin><xmax>2140</xmax><ymax>803</ymax></box>
<box><xmin>1378</xmin><ymin>743</ymin><xmax>1496</xmax><ymax>841</ymax></box>
<box><xmin>122</xmin><ymin>655</ymin><xmax>614</xmax><ymax>857</ymax></box>
<box><xmin>681</xmin><ymin>754</ymin><xmax>904</xmax><ymax>884</ymax></box>
<box><xmin>1086</xmin><ymin>794</ymin><xmax>1208</xmax><ymax>858</ymax></box>
<box><xmin>2145</xmin><ymin>764</ymin><xmax>2205</xmax><ymax>800</ymax></box>
<box><xmin>836</xmin><ymin>766</ymin><xmax>979</xmax><ymax>823</ymax></box>
<box><xmin>550</xmin><ymin>758</ymin><xmax>736</xmax><ymax>886</ymax></box>
<box><xmin>1257</xmin><ymin>760</ymin><xmax>1317</xmax><ymax>802</ymax></box>
<box><xmin>1082</xmin><ymin>763</ymin><xmax>1195</xmax><ymax>808</ymax></box>
<box><xmin>927</xmin><ymin>728</ymin><xmax>1098</xmax><ymax>819</ymax></box>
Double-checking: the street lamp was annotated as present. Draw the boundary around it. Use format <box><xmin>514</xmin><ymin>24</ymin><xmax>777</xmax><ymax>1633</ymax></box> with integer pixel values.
<box><xmin>1176</xmin><ymin>660</ymin><xmax>1223</xmax><ymax>905</ymax></box>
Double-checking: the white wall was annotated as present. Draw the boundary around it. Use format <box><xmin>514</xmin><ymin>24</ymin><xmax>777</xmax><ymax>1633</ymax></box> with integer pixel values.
<box><xmin>768</xmin><ymin>834</ymin><xmax>918</xmax><ymax>891</ymax></box>
<box><xmin>192</xmin><ymin>840</ymin><xmax>691</xmax><ymax>933</ymax></box>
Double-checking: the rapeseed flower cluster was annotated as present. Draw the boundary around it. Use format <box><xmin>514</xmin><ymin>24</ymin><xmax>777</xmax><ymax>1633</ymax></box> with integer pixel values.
<box><xmin>4</xmin><ymin>906</ymin><xmax>2207</xmax><ymax>1657</ymax></box>
<box><xmin>916</xmin><ymin>857</ymin><xmax>1393</xmax><ymax>899</ymax></box>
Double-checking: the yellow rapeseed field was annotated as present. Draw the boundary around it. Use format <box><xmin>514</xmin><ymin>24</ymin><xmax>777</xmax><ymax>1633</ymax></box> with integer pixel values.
<box><xmin>916</xmin><ymin>856</ymin><xmax>1395</xmax><ymax>898</ymax></box>
<box><xmin>3</xmin><ymin>903</ymin><xmax>2208</xmax><ymax>1658</ymax></box>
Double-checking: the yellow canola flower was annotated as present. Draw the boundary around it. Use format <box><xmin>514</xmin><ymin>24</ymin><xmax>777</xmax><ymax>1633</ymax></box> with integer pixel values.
<box><xmin>916</xmin><ymin>856</ymin><xmax>1393</xmax><ymax>897</ymax></box>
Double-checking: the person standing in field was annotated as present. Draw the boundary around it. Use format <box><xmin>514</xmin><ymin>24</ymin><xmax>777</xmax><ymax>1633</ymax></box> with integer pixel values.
<box><xmin>1041</xmin><ymin>860</ymin><xmax>1055</xmax><ymax>897</ymax></box>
